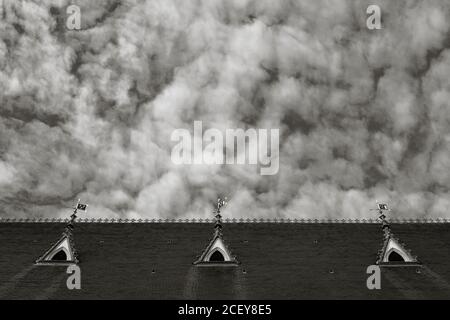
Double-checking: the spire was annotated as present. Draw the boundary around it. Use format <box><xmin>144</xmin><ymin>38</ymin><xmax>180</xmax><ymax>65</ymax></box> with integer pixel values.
<box><xmin>373</xmin><ymin>203</ymin><xmax>420</xmax><ymax>267</ymax></box>
<box><xmin>35</xmin><ymin>199</ymin><xmax>87</xmax><ymax>265</ymax></box>
<box><xmin>193</xmin><ymin>197</ymin><xmax>239</xmax><ymax>266</ymax></box>
<box><xmin>214</xmin><ymin>197</ymin><xmax>226</xmax><ymax>236</ymax></box>
<box><xmin>376</xmin><ymin>203</ymin><xmax>391</xmax><ymax>239</ymax></box>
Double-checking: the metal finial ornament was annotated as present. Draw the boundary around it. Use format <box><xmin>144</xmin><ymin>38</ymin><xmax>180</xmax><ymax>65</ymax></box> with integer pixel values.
<box><xmin>216</xmin><ymin>197</ymin><xmax>227</xmax><ymax>213</ymax></box>
<box><xmin>375</xmin><ymin>202</ymin><xmax>391</xmax><ymax>236</ymax></box>
<box><xmin>66</xmin><ymin>199</ymin><xmax>88</xmax><ymax>233</ymax></box>
<box><xmin>214</xmin><ymin>197</ymin><xmax>227</xmax><ymax>235</ymax></box>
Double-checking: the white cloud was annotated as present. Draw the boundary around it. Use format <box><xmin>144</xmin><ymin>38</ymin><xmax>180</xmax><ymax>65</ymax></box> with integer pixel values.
<box><xmin>0</xmin><ymin>0</ymin><xmax>449</xmax><ymax>219</ymax></box>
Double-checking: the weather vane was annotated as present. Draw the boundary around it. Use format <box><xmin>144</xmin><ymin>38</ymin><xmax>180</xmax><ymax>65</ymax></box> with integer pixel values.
<box><xmin>67</xmin><ymin>199</ymin><xmax>88</xmax><ymax>230</ymax></box>
<box><xmin>376</xmin><ymin>202</ymin><xmax>389</xmax><ymax>219</ymax></box>
<box><xmin>213</xmin><ymin>197</ymin><xmax>228</xmax><ymax>233</ymax></box>
<box><xmin>216</xmin><ymin>197</ymin><xmax>227</xmax><ymax>213</ymax></box>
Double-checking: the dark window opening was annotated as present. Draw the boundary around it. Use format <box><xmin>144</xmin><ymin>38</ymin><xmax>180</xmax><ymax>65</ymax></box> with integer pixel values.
<box><xmin>51</xmin><ymin>250</ymin><xmax>67</xmax><ymax>261</ymax></box>
<box><xmin>209</xmin><ymin>250</ymin><xmax>225</xmax><ymax>262</ymax></box>
<box><xmin>388</xmin><ymin>251</ymin><xmax>405</xmax><ymax>262</ymax></box>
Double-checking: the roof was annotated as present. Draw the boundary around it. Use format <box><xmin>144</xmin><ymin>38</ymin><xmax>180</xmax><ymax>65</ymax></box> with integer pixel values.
<box><xmin>1</xmin><ymin>222</ymin><xmax>450</xmax><ymax>299</ymax></box>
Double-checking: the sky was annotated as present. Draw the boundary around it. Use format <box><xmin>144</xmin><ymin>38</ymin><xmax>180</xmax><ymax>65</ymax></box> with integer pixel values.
<box><xmin>0</xmin><ymin>0</ymin><xmax>449</xmax><ymax>220</ymax></box>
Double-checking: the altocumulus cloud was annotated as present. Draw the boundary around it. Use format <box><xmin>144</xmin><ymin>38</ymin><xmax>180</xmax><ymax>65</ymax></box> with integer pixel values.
<box><xmin>0</xmin><ymin>0</ymin><xmax>449</xmax><ymax>219</ymax></box>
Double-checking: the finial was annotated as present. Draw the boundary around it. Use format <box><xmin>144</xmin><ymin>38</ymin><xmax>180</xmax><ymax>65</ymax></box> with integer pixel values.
<box><xmin>216</xmin><ymin>197</ymin><xmax>227</xmax><ymax>213</ymax></box>
<box><xmin>66</xmin><ymin>199</ymin><xmax>88</xmax><ymax>232</ymax></box>
<box><xmin>375</xmin><ymin>202</ymin><xmax>390</xmax><ymax>235</ymax></box>
<box><xmin>214</xmin><ymin>197</ymin><xmax>228</xmax><ymax>235</ymax></box>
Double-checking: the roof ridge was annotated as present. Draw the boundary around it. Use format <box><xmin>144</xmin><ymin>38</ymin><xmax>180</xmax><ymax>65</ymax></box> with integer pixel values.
<box><xmin>0</xmin><ymin>217</ymin><xmax>449</xmax><ymax>223</ymax></box>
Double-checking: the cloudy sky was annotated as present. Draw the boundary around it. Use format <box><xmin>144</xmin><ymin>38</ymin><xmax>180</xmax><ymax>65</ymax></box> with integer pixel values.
<box><xmin>0</xmin><ymin>0</ymin><xmax>449</xmax><ymax>220</ymax></box>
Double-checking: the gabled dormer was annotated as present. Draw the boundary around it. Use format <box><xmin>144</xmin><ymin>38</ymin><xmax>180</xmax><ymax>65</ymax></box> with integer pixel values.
<box><xmin>374</xmin><ymin>203</ymin><xmax>420</xmax><ymax>267</ymax></box>
<box><xmin>194</xmin><ymin>198</ymin><xmax>239</xmax><ymax>266</ymax></box>
<box><xmin>35</xmin><ymin>200</ymin><xmax>87</xmax><ymax>265</ymax></box>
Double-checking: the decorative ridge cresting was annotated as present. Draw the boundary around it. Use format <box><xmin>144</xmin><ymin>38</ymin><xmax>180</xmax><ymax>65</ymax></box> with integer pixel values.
<box><xmin>0</xmin><ymin>217</ymin><xmax>449</xmax><ymax>224</ymax></box>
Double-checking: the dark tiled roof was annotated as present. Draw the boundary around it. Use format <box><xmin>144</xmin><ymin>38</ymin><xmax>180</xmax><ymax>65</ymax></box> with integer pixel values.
<box><xmin>0</xmin><ymin>222</ymin><xmax>450</xmax><ymax>299</ymax></box>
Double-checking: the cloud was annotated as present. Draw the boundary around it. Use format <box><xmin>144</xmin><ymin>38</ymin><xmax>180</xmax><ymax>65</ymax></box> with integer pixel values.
<box><xmin>0</xmin><ymin>0</ymin><xmax>449</xmax><ymax>219</ymax></box>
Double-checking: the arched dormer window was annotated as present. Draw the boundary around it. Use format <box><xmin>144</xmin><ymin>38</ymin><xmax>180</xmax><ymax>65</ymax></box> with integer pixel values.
<box><xmin>35</xmin><ymin>235</ymin><xmax>77</xmax><ymax>265</ymax></box>
<box><xmin>194</xmin><ymin>236</ymin><xmax>239</xmax><ymax>266</ymax></box>
<box><xmin>50</xmin><ymin>248</ymin><xmax>69</xmax><ymax>261</ymax></box>
<box><xmin>35</xmin><ymin>199</ymin><xmax>84</xmax><ymax>265</ymax></box>
<box><xmin>209</xmin><ymin>250</ymin><xmax>225</xmax><ymax>262</ymax></box>
<box><xmin>387</xmin><ymin>250</ymin><xmax>406</xmax><ymax>262</ymax></box>
<box><xmin>377</xmin><ymin>235</ymin><xmax>420</xmax><ymax>267</ymax></box>
<box><xmin>193</xmin><ymin>197</ymin><xmax>239</xmax><ymax>267</ymax></box>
